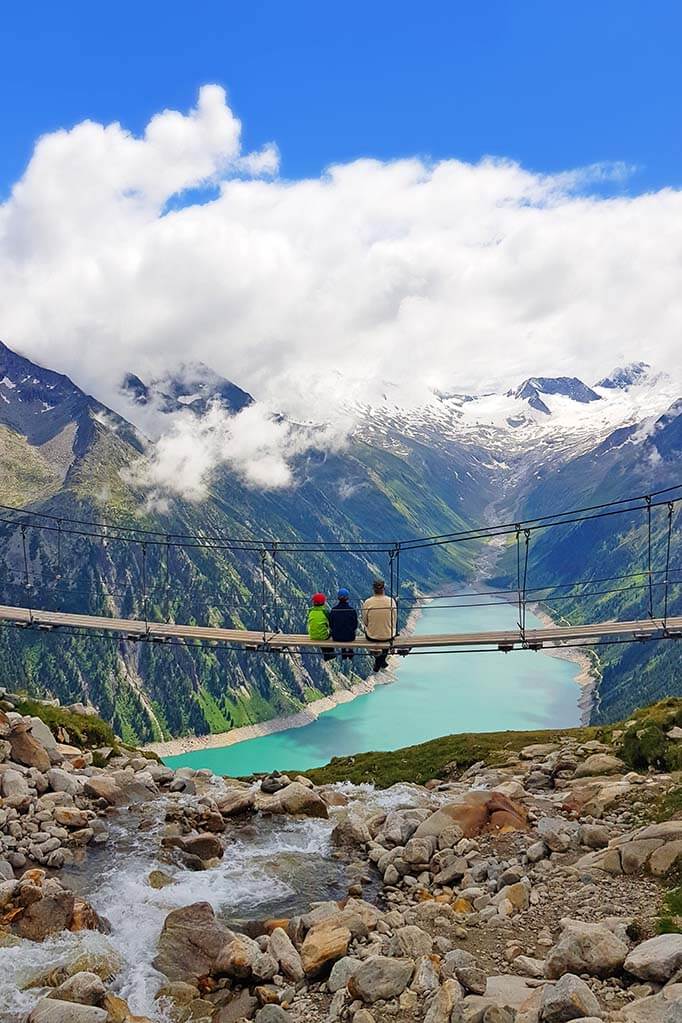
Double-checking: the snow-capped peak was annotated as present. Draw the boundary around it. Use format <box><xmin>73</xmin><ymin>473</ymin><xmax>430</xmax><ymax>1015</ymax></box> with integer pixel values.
<box><xmin>595</xmin><ymin>361</ymin><xmax>653</xmax><ymax>389</ymax></box>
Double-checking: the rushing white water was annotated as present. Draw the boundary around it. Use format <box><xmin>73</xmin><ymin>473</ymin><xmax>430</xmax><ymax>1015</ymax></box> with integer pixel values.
<box><xmin>0</xmin><ymin>781</ymin><xmax>429</xmax><ymax>1022</ymax></box>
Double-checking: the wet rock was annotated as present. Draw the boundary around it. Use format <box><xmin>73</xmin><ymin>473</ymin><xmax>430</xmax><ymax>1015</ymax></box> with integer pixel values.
<box><xmin>331</xmin><ymin>814</ymin><xmax>372</xmax><ymax>849</ymax></box>
<box><xmin>300</xmin><ymin>918</ymin><xmax>351</xmax><ymax>975</ymax></box>
<box><xmin>348</xmin><ymin>955</ymin><xmax>414</xmax><ymax>1003</ymax></box>
<box><xmin>178</xmin><ymin>832</ymin><xmax>224</xmax><ymax>861</ymax></box>
<box><xmin>624</xmin><ymin>933</ymin><xmax>682</xmax><ymax>982</ymax></box>
<box><xmin>47</xmin><ymin>971</ymin><xmax>106</xmax><ymax>1006</ymax></box>
<box><xmin>545</xmin><ymin>919</ymin><xmax>628</xmax><ymax>979</ymax></box>
<box><xmin>270</xmin><ymin>782</ymin><xmax>329</xmax><ymax>819</ymax></box>
<box><xmin>27</xmin><ymin>1001</ymin><xmax>108</xmax><ymax>1022</ymax></box>
<box><xmin>148</xmin><ymin>869</ymin><xmax>175</xmax><ymax>889</ymax></box>
<box><xmin>541</xmin><ymin>973</ymin><xmax>601</xmax><ymax>1022</ymax></box>
<box><xmin>153</xmin><ymin>902</ymin><xmax>232</xmax><ymax>982</ymax></box>
<box><xmin>215</xmin><ymin>788</ymin><xmax>256</xmax><ymax>816</ymax></box>
<box><xmin>261</xmin><ymin>773</ymin><xmax>292</xmax><ymax>794</ymax></box>
<box><xmin>17</xmin><ymin>887</ymin><xmax>75</xmax><ymax>941</ymax></box>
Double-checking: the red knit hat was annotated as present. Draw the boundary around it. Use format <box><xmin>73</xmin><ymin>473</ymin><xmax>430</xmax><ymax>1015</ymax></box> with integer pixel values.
<box><xmin>312</xmin><ymin>593</ymin><xmax>326</xmax><ymax>605</ymax></box>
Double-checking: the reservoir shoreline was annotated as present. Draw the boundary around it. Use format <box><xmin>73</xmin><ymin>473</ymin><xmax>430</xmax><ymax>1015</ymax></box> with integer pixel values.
<box><xmin>146</xmin><ymin>596</ymin><xmax>597</xmax><ymax>760</ymax></box>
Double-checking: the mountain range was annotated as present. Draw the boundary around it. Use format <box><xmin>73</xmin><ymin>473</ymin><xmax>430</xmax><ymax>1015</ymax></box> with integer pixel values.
<box><xmin>0</xmin><ymin>338</ymin><xmax>680</xmax><ymax>740</ymax></box>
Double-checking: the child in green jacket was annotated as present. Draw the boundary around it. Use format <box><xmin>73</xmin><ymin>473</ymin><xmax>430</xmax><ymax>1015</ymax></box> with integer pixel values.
<box><xmin>307</xmin><ymin>593</ymin><xmax>335</xmax><ymax>661</ymax></box>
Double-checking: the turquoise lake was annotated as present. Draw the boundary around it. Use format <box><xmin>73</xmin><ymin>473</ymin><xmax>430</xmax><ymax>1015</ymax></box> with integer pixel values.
<box><xmin>164</xmin><ymin>596</ymin><xmax>582</xmax><ymax>776</ymax></box>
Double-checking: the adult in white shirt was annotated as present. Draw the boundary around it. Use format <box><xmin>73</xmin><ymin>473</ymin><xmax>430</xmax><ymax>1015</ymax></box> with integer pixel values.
<box><xmin>362</xmin><ymin>578</ymin><xmax>397</xmax><ymax>672</ymax></box>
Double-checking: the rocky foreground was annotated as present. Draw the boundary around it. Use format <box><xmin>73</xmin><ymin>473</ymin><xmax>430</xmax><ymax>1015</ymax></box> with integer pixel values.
<box><xmin>3</xmin><ymin>692</ymin><xmax>682</xmax><ymax>1023</ymax></box>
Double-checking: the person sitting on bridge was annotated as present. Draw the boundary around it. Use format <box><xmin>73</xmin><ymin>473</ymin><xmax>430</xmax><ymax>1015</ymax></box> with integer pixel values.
<box><xmin>362</xmin><ymin>578</ymin><xmax>397</xmax><ymax>672</ymax></box>
<box><xmin>307</xmin><ymin>592</ymin><xmax>335</xmax><ymax>662</ymax></box>
<box><xmin>329</xmin><ymin>587</ymin><xmax>358</xmax><ymax>660</ymax></box>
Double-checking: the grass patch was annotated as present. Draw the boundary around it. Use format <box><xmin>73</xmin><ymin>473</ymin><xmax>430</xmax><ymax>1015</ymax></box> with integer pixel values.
<box><xmin>658</xmin><ymin>886</ymin><xmax>682</xmax><ymax>934</ymax></box>
<box><xmin>607</xmin><ymin>698</ymin><xmax>682</xmax><ymax>773</ymax></box>
<box><xmin>300</xmin><ymin>724</ymin><xmax>602</xmax><ymax>789</ymax></box>
<box><xmin>14</xmin><ymin>698</ymin><xmax>118</xmax><ymax>751</ymax></box>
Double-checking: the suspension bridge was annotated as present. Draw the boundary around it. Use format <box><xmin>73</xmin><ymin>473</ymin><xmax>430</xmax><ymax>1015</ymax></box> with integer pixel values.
<box><xmin>0</xmin><ymin>483</ymin><xmax>680</xmax><ymax>659</ymax></box>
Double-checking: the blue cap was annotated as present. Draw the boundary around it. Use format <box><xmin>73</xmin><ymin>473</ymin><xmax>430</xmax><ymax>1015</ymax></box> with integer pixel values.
<box><xmin>337</xmin><ymin>587</ymin><xmax>350</xmax><ymax>599</ymax></box>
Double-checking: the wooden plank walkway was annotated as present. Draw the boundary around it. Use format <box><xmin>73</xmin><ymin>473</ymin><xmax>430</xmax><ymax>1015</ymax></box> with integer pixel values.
<box><xmin>1</xmin><ymin>603</ymin><xmax>681</xmax><ymax>651</ymax></box>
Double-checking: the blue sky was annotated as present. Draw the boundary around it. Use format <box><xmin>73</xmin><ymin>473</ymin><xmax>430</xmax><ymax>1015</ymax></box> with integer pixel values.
<box><xmin>2</xmin><ymin>1</ymin><xmax>680</xmax><ymax>194</ymax></box>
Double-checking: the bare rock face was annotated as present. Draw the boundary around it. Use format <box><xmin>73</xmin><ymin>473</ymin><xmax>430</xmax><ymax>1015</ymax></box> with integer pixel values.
<box><xmin>545</xmin><ymin>920</ymin><xmax>628</xmax><ymax>979</ymax></box>
<box><xmin>153</xmin><ymin>902</ymin><xmax>233</xmax><ymax>982</ymax></box>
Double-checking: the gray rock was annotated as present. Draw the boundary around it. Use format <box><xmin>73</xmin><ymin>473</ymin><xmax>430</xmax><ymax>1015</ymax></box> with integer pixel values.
<box><xmin>541</xmin><ymin>974</ymin><xmax>601</xmax><ymax>1022</ymax></box>
<box><xmin>621</xmin><ymin>982</ymin><xmax>682</xmax><ymax>1022</ymax></box>
<box><xmin>537</xmin><ymin>817</ymin><xmax>579</xmax><ymax>853</ymax></box>
<box><xmin>578</xmin><ymin>824</ymin><xmax>611</xmax><ymax>849</ymax></box>
<box><xmin>545</xmin><ymin>920</ymin><xmax>628</xmax><ymax>979</ymax></box>
<box><xmin>255</xmin><ymin>1006</ymin><xmax>291</xmax><ymax>1022</ymax></box>
<box><xmin>574</xmin><ymin>754</ymin><xmax>624</xmax><ymax>778</ymax></box>
<box><xmin>624</xmin><ymin>933</ymin><xmax>682</xmax><ymax>982</ymax></box>
<box><xmin>269</xmin><ymin>926</ymin><xmax>304</xmax><ymax>981</ymax></box>
<box><xmin>390</xmin><ymin>925</ymin><xmax>433</xmax><ymax>958</ymax></box>
<box><xmin>348</xmin><ymin>955</ymin><xmax>414</xmax><ymax>1003</ymax></box>
<box><xmin>329</xmin><ymin>955</ymin><xmax>362</xmax><ymax>992</ymax></box>
<box><xmin>28</xmin><ymin>717</ymin><xmax>57</xmax><ymax>751</ymax></box>
<box><xmin>46</xmin><ymin>768</ymin><xmax>83</xmax><ymax>796</ymax></box>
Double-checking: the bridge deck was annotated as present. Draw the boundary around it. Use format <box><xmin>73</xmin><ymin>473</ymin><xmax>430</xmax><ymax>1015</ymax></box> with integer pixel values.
<box><xmin>1</xmin><ymin>604</ymin><xmax>681</xmax><ymax>651</ymax></box>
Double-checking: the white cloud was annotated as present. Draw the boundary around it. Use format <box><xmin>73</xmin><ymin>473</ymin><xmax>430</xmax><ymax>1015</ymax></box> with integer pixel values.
<box><xmin>122</xmin><ymin>400</ymin><xmax>348</xmax><ymax>499</ymax></box>
<box><xmin>1</xmin><ymin>84</ymin><xmax>681</xmax><ymax>482</ymax></box>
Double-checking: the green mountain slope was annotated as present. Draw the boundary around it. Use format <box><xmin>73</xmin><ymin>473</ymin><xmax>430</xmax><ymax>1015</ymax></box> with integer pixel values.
<box><xmin>0</xmin><ymin>343</ymin><xmax>494</xmax><ymax>743</ymax></box>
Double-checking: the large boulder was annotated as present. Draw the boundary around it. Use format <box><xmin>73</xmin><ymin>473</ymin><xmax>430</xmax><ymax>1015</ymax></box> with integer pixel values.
<box><xmin>624</xmin><ymin>934</ymin><xmax>682</xmax><ymax>982</ymax></box>
<box><xmin>622</xmin><ymin>982</ymin><xmax>682</xmax><ymax>1022</ymax></box>
<box><xmin>574</xmin><ymin>753</ymin><xmax>625</xmax><ymax>778</ymax></box>
<box><xmin>300</xmin><ymin>919</ymin><xmax>351</xmax><ymax>975</ymax></box>
<box><xmin>214</xmin><ymin>787</ymin><xmax>256</xmax><ymax>816</ymax></box>
<box><xmin>47</xmin><ymin>972</ymin><xmax>106</xmax><ymax>1006</ymax></box>
<box><xmin>177</xmin><ymin>833</ymin><xmax>224</xmax><ymax>861</ymax></box>
<box><xmin>28</xmin><ymin>717</ymin><xmax>58</xmax><ymax>751</ymax></box>
<box><xmin>153</xmin><ymin>902</ymin><xmax>232</xmax><ymax>982</ymax></box>
<box><xmin>414</xmin><ymin>790</ymin><xmax>527</xmax><ymax>839</ymax></box>
<box><xmin>47</xmin><ymin>767</ymin><xmax>83</xmax><ymax>796</ymax></box>
<box><xmin>541</xmin><ymin>973</ymin><xmax>601</xmax><ymax>1022</ymax></box>
<box><xmin>83</xmin><ymin>776</ymin><xmax>122</xmax><ymax>805</ymax></box>
<box><xmin>347</xmin><ymin>955</ymin><xmax>414</xmax><ymax>1003</ymax></box>
<box><xmin>17</xmin><ymin>888</ymin><xmax>75</xmax><ymax>941</ymax></box>
<box><xmin>545</xmin><ymin>920</ymin><xmax>628</xmax><ymax>979</ymax></box>
<box><xmin>9</xmin><ymin>723</ymin><xmax>51</xmax><ymax>772</ymax></box>
<box><xmin>214</xmin><ymin>933</ymin><xmax>261</xmax><ymax>979</ymax></box>
<box><xmin>269</xmin><ymin>783</ymin><xmax>328</xmax><ymax>819</ymax></box>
